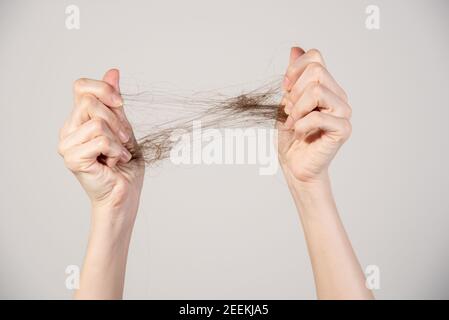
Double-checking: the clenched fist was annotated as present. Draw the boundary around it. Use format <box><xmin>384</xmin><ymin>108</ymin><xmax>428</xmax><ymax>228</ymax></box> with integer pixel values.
<box><xmin>278</xmin><ymin>47</ymin><xmax>352</xmax><ymax>184</ymax></box>
<box><xmin>58</xmin><ymin>69</ymin><xmax>144</xmax><ymax>221</ymax></box>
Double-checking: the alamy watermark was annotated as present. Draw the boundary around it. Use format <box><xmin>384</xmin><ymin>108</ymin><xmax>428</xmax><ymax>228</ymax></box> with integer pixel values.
<box><xmin>65</xmin><ymin>264</ymin><xmax>80</xmax><ymax>290</ymax></box>
<box><xmin>365</xmin><ymin>264</ymin><xmax>380</xmax><ymax>290</ymax></box>
<box><xmin>169</xmin><ymin>121</ymin><xmax>279</xmax><ymax>175</ymax></box>
<box><xmin>365</xmin><ymin>5</ymin><xmax>380</xmax><ymax>30</ymax></box>
<box><xmin>65</xmin><ymin>5</ymin><xmax>80</xmax><ymax>30</ymax></box>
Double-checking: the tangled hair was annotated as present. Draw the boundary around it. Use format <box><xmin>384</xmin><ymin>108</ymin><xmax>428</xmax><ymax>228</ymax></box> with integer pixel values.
<box><xmin>122</xmin><ymin>78</ymin><xmax>287</xmax><ymax>166</ymax></box>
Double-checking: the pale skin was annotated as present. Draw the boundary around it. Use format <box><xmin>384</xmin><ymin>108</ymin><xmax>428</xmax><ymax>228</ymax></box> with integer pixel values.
<box><xmin>58</xmin><ymin>47</ymin><xmax>373</xmax><ymax>299</ymax></box>
<box><xmin>278</xmin><ymin>47</ymin><xmax>373</xmax><ymax>299</ymax></box>
<box><xmin>58</xmin><ymin>70</ymin><xmax>144</xmax><ymax>299</ymax></box>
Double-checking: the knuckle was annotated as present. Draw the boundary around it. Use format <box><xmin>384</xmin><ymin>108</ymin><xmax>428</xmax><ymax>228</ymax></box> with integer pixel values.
<box><xmin>289</xmin><ymin>86</ymin><xmax>300</xmax><ymax>103</ymax></box>
<box><xmin>307</xmin><ymin>48</ymin><xmax>323</xmax><ymax>62</ymax></box>
<box><xmin>341</xmin><ymin>119</ymin><xmax>352</xmax><ymax>138</ymax></box>
<box><xmin>79</xmin><ymin>93</ymin><xmax>96</xmax><ymax>107</ymax></box>
<box><xmin>57</xmin><ymin>142</ymin><xmax>65</xmax><ymax>156</ymax></box>
<box><xmin>287</xmin><ymin>64</ymin><xmax>300</xmax><ymax>78</ymax></box>
<box><xmin>308</xmin><ymin>62</ymin><xmax>325</xmax><ymax>79</ymax></box>
<box><xmin>97</xmin><ymin>136</ymin><xmax>110</xmax><ymax>149</ymax></box>
<box><xmin>99</xmin><ymin>82</ymin><xmax>113</xmax><ymax>95</ymax></box>
<box><xmin>58</xmin><ymin>125</ymin><xmax>66</xmax><ymax>141</ymax></box>
<box><xmin>345</xmin><ymin>105</ymin><xmax>353</xmax><ymax>119</ymax></box>
<box><xmin>73</xmin><ymin>78</ymin><xmax>87</xmax><ymax>92</ymax></box>
<box><xmin>290</xmin><ymin>109</ymin><xmax>298</xmax><ymax>123</ymax></box>
<box><xmin>91</xmin><ymin>118</ymin><xmax>106</xmax><ymax>133</ymax></box>
<box><xmin>311</xmin><ymin>82</ymin><xmax>323</xmax><ymax>98</ymax></box>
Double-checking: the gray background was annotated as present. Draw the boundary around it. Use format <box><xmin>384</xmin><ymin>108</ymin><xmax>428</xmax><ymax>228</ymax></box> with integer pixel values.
<box><xmin>0</xmin><ymin>0</ymin><xmax>448</xmax><ymax>299</ymax></box>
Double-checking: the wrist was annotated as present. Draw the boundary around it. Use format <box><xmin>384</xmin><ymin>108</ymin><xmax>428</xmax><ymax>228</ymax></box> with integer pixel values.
<box><xmin>90</xmin><ymin>204</ymin><xmax>137</xmax><ymax>240</ymax></box>
<box><xmin>77</xmin><ymin>206</ymin><xmax>134</xmax><ymax>299</ymax></box>
<box><xmin>83</xmin><ymin>206</ymin><xmax>135</xmax><ymax>270</ymax></box>
<box><xmin>282</xmin><ymin>165</ymin><xmax>330</xmax><ymax>194</ymax></box>
<box><xmin>283</xmin><ymin>169</ymin><xmax>337</xmax><ymax>220</ymax></box>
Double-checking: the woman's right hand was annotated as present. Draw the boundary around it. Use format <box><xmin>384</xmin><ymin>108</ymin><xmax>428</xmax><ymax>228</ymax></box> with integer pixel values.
<box><xmin>277</xmin><ymin>47</ymin><xmax>352</xmax><ymax>186</ymax></box>
<box><xmin>58</xmin><ymin>69</ymin><xmax>144</xmax><ymax>222</ymax></box>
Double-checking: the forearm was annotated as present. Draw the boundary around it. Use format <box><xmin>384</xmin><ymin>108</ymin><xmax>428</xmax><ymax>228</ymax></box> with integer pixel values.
<box><xmin>286</xmin><ymin>171</ymin><xmax>373</xmax><ymax>299</ymax></box>
<box><xmin>74</xmin><ymin>206</ymin><xmax>135</xmax><ymax>300</ymax></box>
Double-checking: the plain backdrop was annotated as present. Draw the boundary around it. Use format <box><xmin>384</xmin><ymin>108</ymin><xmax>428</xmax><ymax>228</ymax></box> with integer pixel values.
<box><xmin>0</xmin><ymin>0</ymin><xmax>448</xmax><ymax>299</ymax></box>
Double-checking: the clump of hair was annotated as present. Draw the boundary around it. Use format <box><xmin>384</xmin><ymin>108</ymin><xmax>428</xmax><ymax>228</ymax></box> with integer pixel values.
<box><xmin>122</xmin><ymin>78</ymin><xmax>287</xmax><ymax>166</ymax></box>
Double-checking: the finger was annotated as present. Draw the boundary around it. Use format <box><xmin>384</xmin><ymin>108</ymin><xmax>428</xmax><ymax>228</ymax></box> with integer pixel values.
<box><xmin>280</xmin><ymin>94</ymin><xmax>290</xmax><ymax>114</ymax></box>
<box><xmin>283</xmin><ymin>47</ymin><xmax>305</xmax><ymax>91</ymax></box>
<box><xmin>285</xmin><ymin>83</ymin><xmax>352</xmax><ymax>128</ymax></box>
<box><xmin>103</xmin><ymin>69</ymin><xmax>121</xmax><ymax>94</ymax></box>
<box><xmin>102</xmin><ymin>69</ymin><xmax>138</xmax><ymax>153</ymax></box>
<box><xmin>58</xmin><ymin>118</ymin><xmax>117</xmax><ymax>157</ymax></box>
<box><xmin>281</xmin><ymin>47</ymin><xmax>306</xmax><ymax>113</ymax></box>
<box><xmin>66</xmin><ymin>93</ymin><xmax>129</xmax><ymax>142</ymax></box>
<box><xmin>63</xmin><ymin>136</ymin><xmax>132</xmax><ymax>172</ymax></box>
<box><xmin>102</xmin><ymin>69</ymin><xmax>130</xmax><ymax>126</ymax></box>
<box><xmin>293</xmin><ymin>111</ymin><xmax>352</xmax><ymax>142</ymax></box>
<box><xmin>59</xmin><ymin>119</ymin><xmax>71</xmax><ymax>141</ymax></box>
<box><xmin>288</xmin><ymin>62</ymin><xmax>348</xmax><ymax>107</ymax></box>
<box><xmin>289</xmin><ymin>46</ymin><xmax>305</xmax><ymax>65</ymax></box>
<box><xmin>73</xmin><ymin>77</ymin><xmax>123</xmax><ymax>108</ymax></box>
<box><xmin>284</xmin><ymin>48</ymin><xmax>326</xmax><ymax>92</ymax></box>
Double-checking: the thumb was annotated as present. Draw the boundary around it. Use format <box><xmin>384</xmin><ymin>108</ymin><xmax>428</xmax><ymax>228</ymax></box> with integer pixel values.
<box><xmin>102</xmin><ymin>68</ymin><xmax>131</xmax><ymax>130</ymax></box>
<box><xmin>102</xmin><ymin>68</ymin><xmax>121</xmax><ymax>93</ymax></box>
<box><xmin>289</xmin><ymin>46</ymin><xmax>305</xmax><ymax>65</ymax></box>
<box><xmin>283</xmin><ymin>47</ymin><xmax>305</xmax><ymax>91</ymax></box>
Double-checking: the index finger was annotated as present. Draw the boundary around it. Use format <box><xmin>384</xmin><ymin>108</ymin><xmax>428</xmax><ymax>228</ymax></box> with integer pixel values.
<box><xmin>284</xmin><ymin>48</ymin><xmax>326</xmax><ymax>92</ymax></box>
<box><xmin>73</xmin><ymin>78</ymin><xmax>123</xmax><ymax>108</ymax></box>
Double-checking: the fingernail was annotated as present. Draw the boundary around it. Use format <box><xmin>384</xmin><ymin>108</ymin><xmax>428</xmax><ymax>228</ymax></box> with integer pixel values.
<box><xmin>118</xmin><ymin>129</ymin><xmax>129</xmax><ymax>143</ymax></box>
<box><xmin>121</xmin><ymin>148</ymin><xmax>132</xmax><ymax>162</ymax></box>
<box><xmin>283</xmin><ymin>76</ymin><xmax>291</xmax><ymax>91</ymax></box>
<box><xmin>284</xmin><ymin>116</ymin><xmax>294</xmax><ymax>129</ymax></box>
<box><xmin>114</xmin><ymin>95</ymin><xmax>124</xmax><ymax>107</ymax></box>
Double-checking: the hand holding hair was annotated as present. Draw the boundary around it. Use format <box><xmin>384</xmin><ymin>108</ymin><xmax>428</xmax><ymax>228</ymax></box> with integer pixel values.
<box><xmin>58</xmin><ymin>48</ymin><xmax>372</xmax><ymax>300</ymax></box>
<box><xmin>58</xmin><ymin>69</ymin><xmax>144</xmax><ymax>299</ymax></box>
<box><xmin>278</xmin><ymin>47</ymin><xmax>351</xmax><ymax>184</ymax></box>
<box><xmin>279</xmin><ymin>47</ymin><xmax>373</xmax><ymax>299</ymax></box>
